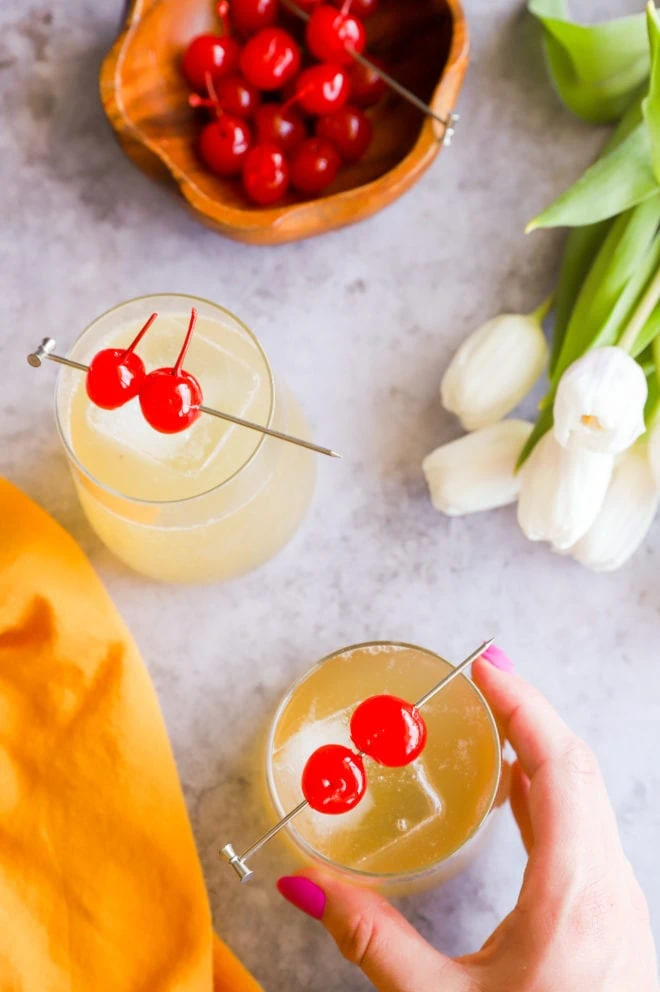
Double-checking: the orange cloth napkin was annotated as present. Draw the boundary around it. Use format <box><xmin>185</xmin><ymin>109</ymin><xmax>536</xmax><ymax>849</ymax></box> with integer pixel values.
<box><xmin>0</xmin><ymin>479</ymin><xmax>262</xmax><ymax>992</ymax></box>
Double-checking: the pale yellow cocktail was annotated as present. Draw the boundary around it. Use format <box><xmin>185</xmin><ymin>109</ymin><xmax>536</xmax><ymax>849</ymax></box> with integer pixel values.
<box><xmin>56</xmin><ymin>295</ymin><xmax>316</xmax><ymax>583</ymax></box>
<box><xmin>267</xmin><ymin>642</ymin><xmax>501</xmax><ymax>890</ymax></box>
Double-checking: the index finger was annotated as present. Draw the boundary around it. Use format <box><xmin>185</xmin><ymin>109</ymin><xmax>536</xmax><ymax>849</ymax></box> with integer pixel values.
<box><xmin>472</xmin><ymin>655</ymin><xmax>576</xmax><ymax>779</ymax></box>
<box><xmin>472</xmin><ymin>656</ymin><xmax>622</xmax><ymax>874</ymax></box>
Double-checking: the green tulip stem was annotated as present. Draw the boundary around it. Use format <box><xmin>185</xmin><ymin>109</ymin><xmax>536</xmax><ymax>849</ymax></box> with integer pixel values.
<box><xmin>618</xmin><ymin>265</ymin><xmax>660</xmax><ymax>352</ymax></box>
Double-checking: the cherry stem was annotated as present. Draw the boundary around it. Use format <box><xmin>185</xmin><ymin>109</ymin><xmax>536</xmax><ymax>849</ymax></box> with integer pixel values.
<box><xmin>189</xmin><ymin>73</ymin><xmax>224</xmax><ymax>119</ymax></box>
<box><xmin>340</xmin><ymin>0</ymin><xmax>352</xmax><ymax>15</ymax></box>
<box><xmin>125</xmin><ymin>312</ymin><xmax>158</xmax><ymax>355</ymax></box>
<box><xmin>173</xmin><ymin>307</ymin><xmax>198</xmax><ymax>376</ymax></box>
<box><xmin>282</xmin><ymin>84</ymin><xmax>311</xmax><ymax>113</ymax></box>
<box><xmin>207</xmin><ymin>70</ymin><xmax>221</xmax><ymax>106</ymax></box>
<box><xmin>217</xmin><ymin>0</ymin><xmax>230</xmax><ymax>34</ymax></box>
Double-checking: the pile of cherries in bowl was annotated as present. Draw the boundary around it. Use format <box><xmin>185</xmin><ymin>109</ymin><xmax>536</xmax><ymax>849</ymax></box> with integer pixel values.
<box><xmin>182</xmin><ymin>0</ymin><xmax>388</xmax><ymax>205</ymax></box>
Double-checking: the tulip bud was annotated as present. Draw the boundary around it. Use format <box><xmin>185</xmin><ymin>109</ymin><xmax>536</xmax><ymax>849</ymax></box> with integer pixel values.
<box><xmin>517</xmin><ymin>431</ymin><xmax>614</xmax><ymax>550</ymax></box>
<box><xmin>422</xmin><ymin>420</ymin><xmax>533</xmax><ymax>516</ymax></box>
<box><xmin>441</xmin><ymin>314</ymin><xmax>548</xmax><ymax>431</ymax></box>
<box><xmin>568</xmin><ymin>442</ymin><xmax>659</xmax><ymax>571</ymax></box>
<box><xmin>553</xmin><ymin>346</ymin><xmax>647</xmax><ymax>455</ymax></box>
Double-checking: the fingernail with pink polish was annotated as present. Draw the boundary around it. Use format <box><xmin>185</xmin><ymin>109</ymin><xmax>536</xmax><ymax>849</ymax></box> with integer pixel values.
<box><xmin>277</xmin><ymin>876</ymin><xmax>326</xmax><ymax>920</ymax></box>
<box><xmin>482</xmin><ymin>643</ymin><xmax>515</xmax><ymax>673</ymax></box>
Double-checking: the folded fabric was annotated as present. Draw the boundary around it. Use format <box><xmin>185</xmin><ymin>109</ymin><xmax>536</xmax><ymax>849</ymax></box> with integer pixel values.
<box><xmin>0</xmin><ymin>478</ymin><xmax>262</xmax><ymax>992</ymax></box>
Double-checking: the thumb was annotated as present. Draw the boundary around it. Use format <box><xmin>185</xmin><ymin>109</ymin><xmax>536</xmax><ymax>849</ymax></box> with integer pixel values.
<box><xmin>277</xmin><ymin>871</ymin><xmax>474</xmax><ymax>992</ymax></box>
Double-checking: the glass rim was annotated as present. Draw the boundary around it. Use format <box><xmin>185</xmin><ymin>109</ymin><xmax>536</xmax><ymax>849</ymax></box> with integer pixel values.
<box><xmin>54</xmin><ymin>292</ymin><xmax>276</xmax><ymax>507</ymax></box>
<box><xmin>266</xmin><ymin>640</ymin><xmax>503</xmax><ymax>883</ymax></box>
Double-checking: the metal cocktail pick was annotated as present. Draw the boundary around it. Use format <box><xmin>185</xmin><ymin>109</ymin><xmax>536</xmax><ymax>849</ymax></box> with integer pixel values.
<box><xmin>221</xmin><ymin>637</ymin><xmax>494</xmax><ymax>882</ymax></box>
<box><xmin>280</xmin><ymin>0</ymin><xmax>460</xmax><ymax>146</ymax></box>
<box><xmin>27</xmin><ymin>338</ymin><xmax>341</xmax><ymax>459</ymax></box>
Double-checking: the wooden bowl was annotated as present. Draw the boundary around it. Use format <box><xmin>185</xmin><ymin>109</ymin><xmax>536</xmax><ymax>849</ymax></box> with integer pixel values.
<box><xmin>100</xmin><ymin>0</ymin><xmax>469</xmax><ymax>245</ymax></box>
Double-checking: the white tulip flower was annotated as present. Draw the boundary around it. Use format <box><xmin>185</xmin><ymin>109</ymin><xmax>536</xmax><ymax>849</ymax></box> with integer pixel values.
<box><xmin>422</xmin><ymin>420</ymin><xmax>532</xmax><ymax>516</ymax></box>
<box><xmin>441</xmin><ymin>313</ymin><xmax>548</xmax><ymax>431</ymax></box>
<box><xmin>517</xmin><ymin>431</ymin><xmax>614</xmax><ymax>550</ymax></box>
<box><xmin>648</xmin><ymin>421</ymin><xmax>660</xmax><ymax>491</ymax></box>
<box><xmin>568</xmin><ymin>442</ymin><xmax>659</xmax><ymax>572</ymax></box>
<box><xmin>553</xmin><ymin>346</ymin><xmax>647</xmax><ymax>455</ymax></box>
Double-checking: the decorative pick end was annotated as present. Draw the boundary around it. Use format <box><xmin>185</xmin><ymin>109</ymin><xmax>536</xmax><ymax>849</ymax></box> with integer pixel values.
<box><xmin>27</xmin><ymin>338</ymin><xmax>56</xmax><ymax>368</ymax></box>
<box><xmin>220</xmin><ymin>843</ymin><xmax>254</xmax><ymax>883</ymax></box>
<box><xmin>442</xmin><ymin>113</ymin><xmax>460</xmax><ymax>147</ymax></box>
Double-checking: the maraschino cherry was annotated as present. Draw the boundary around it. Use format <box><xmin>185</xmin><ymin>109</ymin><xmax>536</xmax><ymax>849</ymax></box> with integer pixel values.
<box><xmin>139</xmin><ymin>308</ymin><xmax>203</xmax><ymax>434</ymax></box>
<box><xmin>294</xmin><ymin>64</ymin><xmax>350</xmax><ymax>115</ymax></box>
<box><xmin>213</xmin><ymin>74</ymin><xmax>262</xmax><ymax>117</ymax></box>
<box><xmin>198</xmin><ymin>114</ymin><xmax>252</xmax><ymax>176</ymax></box>
<box><xmin>239</xmin><ymin>27</ymin><xmax>301</xmax><ymax>90</ymax></box>
<box><xmin>342</xmin><ymin>0</ymin><xmax>378</xmax><ymax>18</ymax></box>
<box><xmin>242</xmin><ymin>143</ymin><xmax>290</xmax><ymax>204</ymax></box>
<box><xmin>316</xmin><ymin>104</ymin><xmax>372</xmax><ymax>161</ymax></box>
<box><xmin>302</xmin><ymin>744</ymin><xmax>366</xmax><ymax>814</ymax></box>
<box><xmin>230</xmin><ymin>0</ymin><xmax>279</xmax><ymax>36</ymax></box>
<box><xmin>86</xmin><ymin>312</ymin><xmax>157</xmax><ymax>410</ymax></box>
<box><xmin>306</xmin><ymin>3</ymin><xmax>366</xmax><ymax>65</ymax></box>
<box><xmin>289</xmin><ymin>137</ymin><xmax>341</xmax><ymax>194</ymax></box>
<box><xmin>347</xmin><ymin>56</ymin><xmax>387</xmax><ymax>107</ymax></box>
<box><xmin>254</xmin><ymin>103</ymin><xmax>306</xmax><ymax>152</ymax></box>
<box><xmin>350</xmin><ymin>694</ymin><xmax>427</xmax><ymax>767</ymax></box>
<box><xmin>181</xmin><ymin>3</ymin><xmax>240</xmax><ymax>93</ymax></box>
<box><xmin>191</xmin><ymin>72</ymin><xmax>253</xmax><ymax>176</ymax></box>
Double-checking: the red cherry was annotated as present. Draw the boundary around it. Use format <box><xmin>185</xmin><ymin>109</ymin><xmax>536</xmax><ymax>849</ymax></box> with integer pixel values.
<box><xmin>198</xmin><ymin>115</ymin><xmax>252</xmax><ymax>176</ymax></box>
<box><xmin>254</xmin><ymin>103</ymin><xmax>306</xmax><ymax>151</ymax></box>
<box><xmin>289</xmin><ymin>137</ymin><xmax>341</xmax><ymax>195</ymax></box>
<box><xmin>350</xmin><ymin>695</ymin><xmax>427</xmax><ymax>768</ymax></box>
<box><xmin>213</xmin><ymin>74</ymin><xmax>261</xmax><ymax>117</ymax></box>
<box><xmin>316</xmin><ymin>104</ymin><xmax>372</xmax><ymax>161</ymax></box>
<box><xmin>341</xmin><ymin>0</ymin><xmax>378</xmax><ymax>17</ymax></box>
<box><xmin>294</xmin><ymin>64</ymin><xmax>350</xmax><ymax>115</ymax></box>
<box><xmin>347</xmin><ymin>56</ymin><xmax>387</xmax><ymax>107</ymax></box>
<box><xmin>296</xmin><ymin>0</ymin><xmax>323</xmax><ymax>9</ymax></box>
<box><xmin>189</xmin><ymin>71</ymin><xmax>260</xmax><ymax>120</ymax></box>
<box><xmin>239</xmin><ymin>28</ymin><xmax>301</xmax><ymax>91</ymax></box>
<box><xmin>242</xmin><ymin>143</ymin><xmax>290</xmax><ymax>204</ymax></box>
<box><xmin>230</xmin><ymin>0</ymin><xmax>279</xmax><ymax>36</ymax></box>
<box><xmin>139</xmin><ymin>308</ymin><xmax>203</xmax><ymax>434</ymax></box>
<box><xmin>86</xmin><ymin>312</ymin><xmax>157</xmax><ymax>411</ymax></box>
<box><xmin>306</xmin><ymin>4</ymin><xmax>366</xmax><ymax>65</ymax></box>
<box><xmin>182</xmin><ymin>34</ymin><xmax>240</xmax><ymax>92</ymax></box>
<box><xmin>301</xmin><ymin>744</ymin><xmax>366</xmax><ymax>814</ymax></box>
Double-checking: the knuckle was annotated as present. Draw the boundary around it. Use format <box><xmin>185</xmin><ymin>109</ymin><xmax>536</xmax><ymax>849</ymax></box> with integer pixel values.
<box><xmin>558</xmin><ymin>738</ymin><xmax>600</xmax><ymax>781</ymax></box>
<box><xmin>336</xmin><ymin>908</ymin><xmax>381</xmax><ymax>967</ymax></box>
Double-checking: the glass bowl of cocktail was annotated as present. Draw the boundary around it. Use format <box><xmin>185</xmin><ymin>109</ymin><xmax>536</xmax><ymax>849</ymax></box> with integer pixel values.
<box><xmin>222</xmin><ymin>639</ymin><xmax>502</xmax><ymax>894</ymax></box>
<box><xmin>28</xmin><ymin>294</ymin><xmax>338</xmax><ymax>583</ymax></box>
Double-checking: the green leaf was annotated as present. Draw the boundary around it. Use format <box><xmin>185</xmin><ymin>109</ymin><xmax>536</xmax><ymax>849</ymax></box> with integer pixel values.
<box><xmin>630</xmin><ymin>300</ymin><xmax>660</xmax><ymax>357</ymax></box>
<box><xmin>644</xmin><ymin>341</ymin><xmax>660</xmax><ymax>424</ymax></box>
<box><xmin>553</xmin><ymin>197</ymin><xmax>660</xmax><ymax>377</ymax></box>
<box><xmin>547</xmin><ymin>94</ymin><xmax>646</xmax><ymax>376</ymax></box>
<box><xmin>603</xmin><ymin>88</ymin><xmax>645</xmax><ymax>152</ymax></box>
<box><xmin>529</xmin><ymin>0</ymin><xmax>649</xmax><ymax>124</ymax></box>
<box><xmin>550</xmin><ymin>220</ymin><xmax>612</xmax><ymax>374</ymax></box>
<box><xmin>643</xmin><ymin>2</ymin><xmax>660</xmax><ymax>182</ymax></box>
<box><xmin>586</xmin><ymin>234</ymin><xmax>660</xmax><ymax>356</ymax></box>
<box><xmin>527</xmin><ymin>125</ymin><xmax>659</xmax><ymax>230</ymax></box>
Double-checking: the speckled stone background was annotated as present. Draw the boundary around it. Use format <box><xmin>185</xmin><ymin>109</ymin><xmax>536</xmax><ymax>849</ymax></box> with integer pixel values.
<box><xmin>1</xmin><ymin>1</ymin><xmax>658</xmax><ymax>988</ymax></box>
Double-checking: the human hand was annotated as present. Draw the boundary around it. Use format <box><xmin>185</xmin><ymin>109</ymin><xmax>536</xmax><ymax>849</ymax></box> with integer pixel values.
<box><xmin>277</xmin><ymin>651</ymin><xmax>659</xmax><ymax>991</ymax></box>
